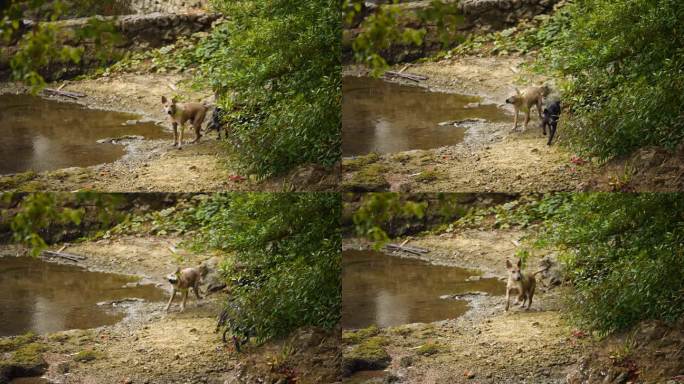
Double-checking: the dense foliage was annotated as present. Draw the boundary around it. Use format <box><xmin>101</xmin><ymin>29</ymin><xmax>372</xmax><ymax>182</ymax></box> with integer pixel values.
<box><xmin>346</xmin><ymin>0</ymin><xmax>461</xmax><ymax>73</ymax></box>
<box><xmin>351</xmin><ymin>193</ymin><xmax>426</xmax><ymax>244</ymax></box>
<box><xmin>186</xmin><ymin>193</ymin><xmax>341</xmax><ymax>341</ymax></box>
<box><xmin>346</xmin><ymin>0</ymin><xmax>425</xmax><ymax>73</ymax></box>
<box><xmin>1</xmin><ymin>192</ymin><xmax>126</xmax><ymax>255</ymax></box>
<box><xmin>540</xmin><ymin>193</ymin><xmax>684</xmax><ymax>334</ymax></box>
<box><xmin>195</xmin><ymin>0</ymin><xmax>341</xmax><ymax>177</ymax></box>
<box><xmin>540</xmin><ymin>0</ymin><xmax>684</xmax><ymax>159</ymax></box>
<box><xmin>1</xmin><ymin>0</ymin><xmax>120</xmax><ymax>89</ymax></box>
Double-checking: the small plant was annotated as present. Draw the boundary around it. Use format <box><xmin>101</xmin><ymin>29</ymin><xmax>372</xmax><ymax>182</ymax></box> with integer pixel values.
<box><xmin>73</xmin><ymin>349</ymin><xmax>102</xmax><ymax>363</ymax></box>
<box><xmin>416</xmin><ymin>342</ymin><xmax>445</xmax><ymax>356</ymax></box>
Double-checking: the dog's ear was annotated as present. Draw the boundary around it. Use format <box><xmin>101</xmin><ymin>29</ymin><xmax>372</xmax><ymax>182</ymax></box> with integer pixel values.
<box><xmin>516</xmin><ymin>258</ymin><xmax>522</xmax><ymax>268</ymax></box>
<box><xmin>171</xmin><ymin>96</ymin><xmax>179</xmax><ymax>104</ymax></box>
<box><xmin>514</xmin><ymin>87</ymin><xmax>521</xmax><ymax>95</ymax></box>
<box><xmin>506</xmin><ymin>259</ymin><xmax>513</xmax><ymax>269</ymax></box>
<box><xmin>162</xmin><ymin>96</ymin><xmax>168</xmax><ymax>104</ymax></box>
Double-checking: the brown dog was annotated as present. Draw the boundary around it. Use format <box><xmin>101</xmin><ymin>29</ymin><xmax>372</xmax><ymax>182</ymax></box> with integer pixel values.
<box><xmin>505</xmin><ymin>86</ymin><xmax>549</xmax><ymax>131</ymax></box>
<box><xmin>161</xmin><ymin>96</ymin><xmax>208</xmax><ymax>149</ymax></box>
<box><xmin>165</xmin><ymin>264</ymin><xmax>209</xmax><ymax>312</ymax></box>
<box><xmin>505</xmin><ymin>258</ymin><xmax>544</xmax><ymax>311</ymax></box>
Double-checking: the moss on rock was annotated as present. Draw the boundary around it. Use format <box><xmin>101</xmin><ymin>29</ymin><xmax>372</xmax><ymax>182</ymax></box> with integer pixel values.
<box><xmin>342</xmin><ymin>325</ymin><xmax>381</xmax><ymax>344</ymax></box>
<box><xmin>342</xmin><ymin>336</ymin><xmax>391</xmax><ymax>376</ymax></box>
<box><xmin>342</xmin><ymin>163</ymin><xmax>390</xmax><ymax>192</ymax></box>
<box><xmin>343</xmin><ymin>153</ymin><xmax>381</xmax><ymax>172</ymax></box>
<box><xmin>0</xmin><ymin>334</ymin><xmax>48</xmax><ymax>382</ymax></box>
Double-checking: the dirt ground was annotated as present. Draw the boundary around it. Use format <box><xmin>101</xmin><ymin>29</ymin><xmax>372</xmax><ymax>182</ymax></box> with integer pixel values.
<box><xmin>0</xmin><ymin>74</ymin><xmax>339</xmax><ymax>192</ymax></box>
<box><xmin>342</xmin><ymin>56</ymin><xmax>683</xmax><ymax>193</ymax></box>
<box><xmin>0</xmin><ymin>236</ymin><xmax>341</xmax><ymax>384</ymax></box>
<box><xmin>341</xmin><ymin>230</ymin><xmax>684</xmax><ymax>384</ymax></box>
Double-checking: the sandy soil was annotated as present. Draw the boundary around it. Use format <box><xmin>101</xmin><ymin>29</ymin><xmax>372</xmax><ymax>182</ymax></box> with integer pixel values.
<box><xmin>0</xmin><ymin>235</ymin><xmax>341</xmax><ymax>384</ymax></box>
<box><xmin>0</xmin><ymin>74</ymin><xmax>339</xmax><ymax>192</ymax></box>
<box><xmin>342</xmin><ymin>227</ymin><xmax>684</xmax><ymax>384</ymax></box>
<box><xmin>342</xmin><ymin>57</ymin><xmax>599</xmax><ymax>193</ymax></box>
<box><xmin>342</xmin><ymin>230</ymin><xmax>589</xmax><ymax>383</ymax></box>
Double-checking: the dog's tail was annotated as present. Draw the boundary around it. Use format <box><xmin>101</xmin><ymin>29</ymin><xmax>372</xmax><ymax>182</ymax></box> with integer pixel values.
<box><xmin>532</xmin><ymin>267</ymin><xmax>548</xmax><ymax>276</ymax></box>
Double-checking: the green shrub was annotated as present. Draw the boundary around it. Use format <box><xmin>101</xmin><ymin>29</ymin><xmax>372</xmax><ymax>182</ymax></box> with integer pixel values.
<box><xmin>540</xmin><ymin>193</ymin><xmax>684</xmax><ymax>334</ymax></box>
<box><xmin>541</xmin><ymin>0</ymin><xmax>684</xmax><ymax>159</ymax></box>
<box><xmin>199</xmin><ymin>0</ymin><xmax>341</xmax><ymax>178</ymax></box>
<box><xmin>194</xmin><ymin>193</ymin><xmax>341</xmax><ymax>342</ymax></box>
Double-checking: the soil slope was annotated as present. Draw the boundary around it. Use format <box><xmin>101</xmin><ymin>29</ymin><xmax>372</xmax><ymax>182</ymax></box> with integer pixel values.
<box><xmin>0</xmin><ymin>235</ymin><xmax>340</xmax><ymax>384</ymax></box>
<box><xmin>0</xmin><ymin>73</ymin><xmax>339</xmax><ymax>192</ymax></box>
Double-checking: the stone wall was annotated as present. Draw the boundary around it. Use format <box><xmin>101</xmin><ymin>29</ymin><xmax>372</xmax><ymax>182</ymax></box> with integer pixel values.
<box><xmin>458</xmin><ymin>0</ymin><xmax>562</xmax><ymax>30</ymax></box>
<box><xmin>125</xmin><ymin>0</ymin><xmax>210</xmax><ymax>14</ymax></box>
<box><xmin>0</xmin><ymin>12</ymin><xmax>220</xmax><ymax>80</ymax></box>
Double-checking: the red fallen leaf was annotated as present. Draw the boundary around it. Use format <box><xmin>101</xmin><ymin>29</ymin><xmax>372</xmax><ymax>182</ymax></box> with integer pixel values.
<box><xmin>572</xmin><ymin>329</ymin><xmax>588</xmax><ymax>339</ymax></box>
<box><xmin>570</xmin><ymin>156</ymin><xmax>588</xmax><ymax>165</ymax></box>
<box><xmin>228</xmin><ymin>175</ymin><xmax>246</xmax><ymax>182</ymax></box>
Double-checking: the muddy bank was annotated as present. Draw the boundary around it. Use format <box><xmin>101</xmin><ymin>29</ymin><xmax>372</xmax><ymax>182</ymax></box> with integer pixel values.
<box><xmin>0</xmin><ymin>235</ymin><xmax>341</xmax><ymax>384</ymax></box>
<box><xmin>342</xmin><ymin>232</ymin><xmax>586</xmax><ymax>383</ymax></box>
<box><xmin>341</xmin><ymin>57</ymin><xmax>597</xmax><ymax>193</ymax></box>
<box><xmin>0</xmin><ymin>74</ymin><xmax>339</xmax><ymax>192</ymax></box>
<box><xmin>343</xmin><ymin>230</ymin><xmax>684</xmax><ymax>383</ymax></box>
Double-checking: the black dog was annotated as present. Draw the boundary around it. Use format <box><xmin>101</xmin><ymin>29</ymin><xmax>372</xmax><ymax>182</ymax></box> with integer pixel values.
<box><xmin>206</xmin><ymin>106</ymin><xmax>227</xmax><ymax>140</ymax></box>
<box><xmin>541</xmin><ymin>99</ymin><xmax>561</xmax><ymax>145</ymax></box>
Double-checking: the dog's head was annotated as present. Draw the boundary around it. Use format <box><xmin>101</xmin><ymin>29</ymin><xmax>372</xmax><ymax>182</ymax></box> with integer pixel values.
<box><xmin>198</xmin><ymin>263</ymin><xmax>209</xmax><ymax>279</ymax></box>
<box><xmin>161</xmin><ymin>96</ymin><xmax>178</xmax><ymax>117</ymax></box>
<box><xmin>543</xmin><ymin>100</ymin><xmax>561</xmax><ymax>120</ymax></box>
<box><xmin>167</xmin><ymin>267</ymin><xmax>181</xmax><ymax>286</ymax></box>
<box><xmin>541</xmin><ymin>84</ymin><xmax>551</xmax><ymax>97</ymax></box>
<box><xmin>505</xmin><ymin>88</ymin><xmax>521</xmax><ymax>104</ymax></box>
<box><xmin>506</xmin><ymin>258</ymin><xmax>523</xmax><ymax>281</ymax></box>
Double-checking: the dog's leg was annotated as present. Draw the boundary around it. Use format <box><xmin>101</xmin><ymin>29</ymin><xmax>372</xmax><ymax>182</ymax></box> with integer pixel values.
<box><xmin>547</xmin><ymin>122</ymin><xmax>557</xmax><ymax>146</ymax></box>
<box><xmin>505</xmin><ymin>287</ymin><xmax>511</xmax><ymax>311</ymax></box>
<box><xmin>172</xmin><ymin>122</ymin><xmax>179</xmax><ymax>147</ymax></box>
<box><xmin>523</xmin><ymin>109</ymin><xmax>530</xmax><ymax>131</ymax></box>
<box><xmin>192</xmin><ymin>112</ymin><xmax>205</xmax><ymax>144</ymax></box>
<box><xmin>192</xmin><ymin>121</ymin><xmax>202</xmax><ymax>143</ymax></box>
<box><xmin>165</xmin><ymin>287</ymin><xmax>176</xmax><ymax>312</ymax></box>
<box><xmin>178</xmin><ymin>123</ymin><xmax>185</xmax><ymax>150</ymax></box>
<box><xmin>536</xmin><ymin>98</ymin><xmax>543</xmax><ymax>119</ymax></box>
<box><xmin>527</xmin><ymin>289</ymin><xmax>534</xmax><ymax>310</ymax></box>
<box><xmin>512</xmin><ymin>108</ymin><xmax>519</xmax><ymax>131</ymax></box>
<box><xmin>193</xmin><ymin>282</ymin><xmax>202</xmax><ymax>300</ymax></box>
<box><xmin>180</xmin><ymin>288</ymin><xmax>188</xmax><ymax>312</ymax></box>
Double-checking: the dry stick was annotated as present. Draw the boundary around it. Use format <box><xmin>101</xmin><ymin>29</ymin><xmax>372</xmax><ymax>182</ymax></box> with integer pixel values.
<box><xmin>42</xmin><ymin>88</ymin><xmax>86</xmax><ymax>100</ymax></box>
<box><xmin>384</xmin><ymin>71</ymin><xmax>428</xmax><ymax>82</ymax></box>
<box><xmin>385</xmin><ymin>243</ymin><xmax>430</xmax><ymax>254</ymax></box>
<box><xmin>385</xmin><ymin>246</ymin><xmax>422</xmax><ymax>256</ymax></box>
<box><xmin>41</xmin><ymin>250</ymin><xmax>86</xmax><ymax>262</ymax></box>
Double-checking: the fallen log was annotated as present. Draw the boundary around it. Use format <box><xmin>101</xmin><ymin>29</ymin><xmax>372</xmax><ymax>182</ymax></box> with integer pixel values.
<box><xmin>384</xmin><ymin>71</ymin><xmax>428</xmax><ymax>82</ymax></box>
<box><xmin>42</xmin><ymin>250</ymin><xmax>87</xmax><ymax>262</ymax></box>
<box><xmin>385</xmin><ymin>243</ymin><xmax>430</xmax><ymax>254</ymax></box>
<box><xmin>42</xmin><ymin>88</ymin><xmax>86</xmax><ymax>100</ymax></box>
